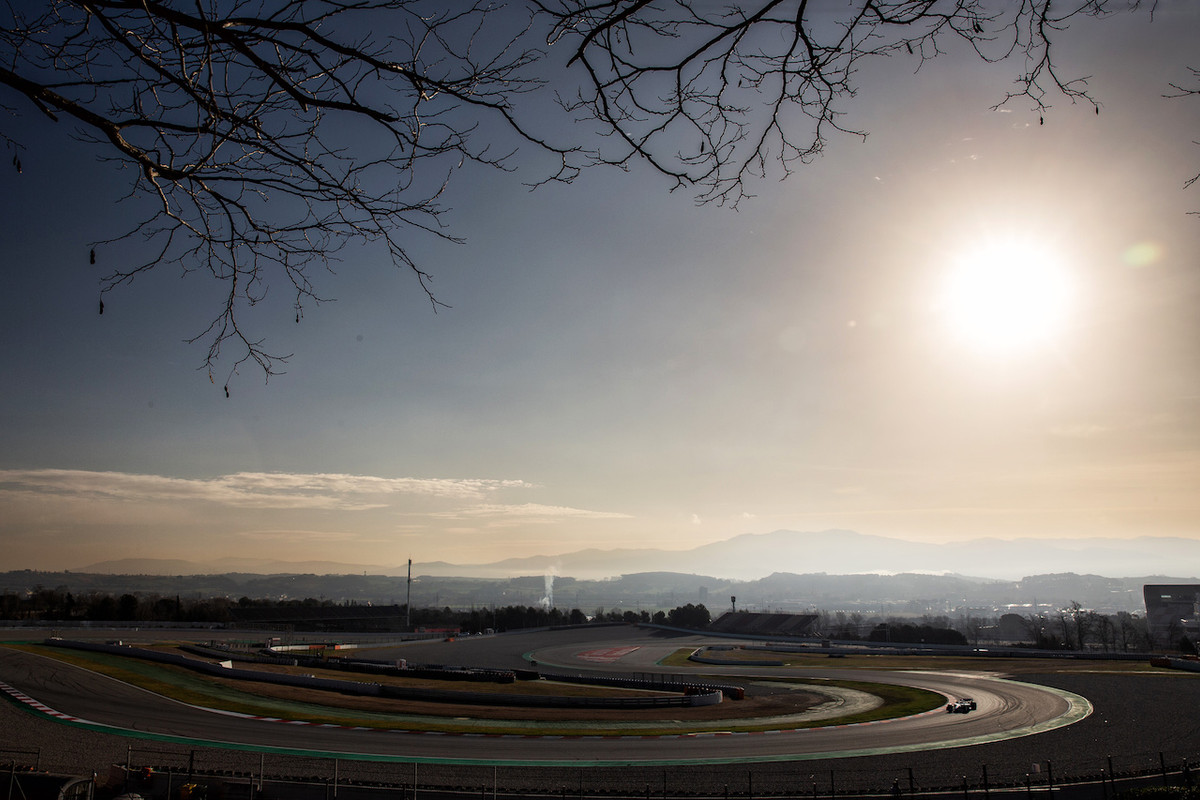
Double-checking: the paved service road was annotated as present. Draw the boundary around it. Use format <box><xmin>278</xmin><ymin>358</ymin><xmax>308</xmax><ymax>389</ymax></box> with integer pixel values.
<box><xmin>0</xmin><ymin>629</ymin><xmax>1090</xmax><ymax>766</ymax></box>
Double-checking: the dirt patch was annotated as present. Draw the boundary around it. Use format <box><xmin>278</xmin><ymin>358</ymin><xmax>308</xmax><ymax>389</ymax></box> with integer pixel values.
<box><xmin>215</xmin><ymin>676</ymin><xmax>827</xmax><ymax>722</ymax></box>
<box><xmin>239</xmin><ymin>662</ymin><xmax>664</xmax><ymax>697</ymax></box>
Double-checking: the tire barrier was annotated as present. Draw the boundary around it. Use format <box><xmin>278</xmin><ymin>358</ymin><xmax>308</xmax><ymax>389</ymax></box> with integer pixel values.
<box><xmin>376</xmin><ymin>683</ymin><xmax>722</xmax><ymax>708</ymax></box>
<box><xmin>289</xmin><ymin>655</ymin><xmax>519</xmax><ymax>684</ymax></box>
<box><xmin>538</xmin><ymin>670</ymin><xmax>744</xmax><ymax>701</ymax></box>
<box><xmin>180</xmin><ymin>643</ymin><xmax>299</xmax><ymax>666</ymax></box>
<box><xmin>690</xmin><ymin>654</ymin><xmax>786</xmax><ymax>667</ymax></box>
<box><xmin>1151</xmin><ymin>656</ymin><xmax>1200</xmax><ymax>673</ymax></box>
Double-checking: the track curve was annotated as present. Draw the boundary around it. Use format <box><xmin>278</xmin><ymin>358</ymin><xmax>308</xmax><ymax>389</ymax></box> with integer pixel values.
<box><xmin>0</xmin><ymin>629</ymin><xmax>1090</xmax><ymax>765</ymax></box>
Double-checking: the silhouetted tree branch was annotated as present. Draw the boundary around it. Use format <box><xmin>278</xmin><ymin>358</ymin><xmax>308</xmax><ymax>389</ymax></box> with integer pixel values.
<box><xmin>1</xmin><ymin>0</ymin><xmax>580</xmax><ymax>381</ymax></box>
<box><xmin>533</xmin><ymin>0</ymin><xmax>1140</xmax><ymax>208</ymax></box>
<box><xmin>1166</xmin><ymin>66</ymin><xmax>1200</xmax><ymax>191</ymax></box>
<box><xmin>1</xmin><ymin>1</ymin><xmax>1188</xmax><ymax>384</ymax></box>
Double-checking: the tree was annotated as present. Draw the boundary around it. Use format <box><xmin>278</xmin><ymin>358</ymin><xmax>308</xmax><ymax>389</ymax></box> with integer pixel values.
<box><xmin>2</xmin><ymin>1</ymin><xmax>1186</xmax><ymax>383</ymax></box>
<box><xmin>1116</xmin><ymin>611</ymin><xmax>1150</xmax><ymax>653</ymax></box>
<box><xmin>666</xmin><ymin>602</ymin><xmax>710</xmax><ymax>628</ymax></box>
<box><xmin>1054</xmin><ymin>605</ymin><xmax>1074</xmax><ymax>650</ymax></box>
<box><xmin>1090</xmin><ymin>610</ymin><xmax>1114</xmax><ymax>653</ymax></box>
<box><xmin>87</xmin><ymin>593</ymin><xmax>119</xmax><ymax>621</ymax></box>
<box><xmin>1</xmin><ymin>0</ymin><xmax>578</xmax><ymax>381</ymax></box>
<box><xmin>117</xmin><ymin>592</ymin><xmax>140</xmax><ymax>620</ymax></box>
<box><xmin>533</xmin><ymin>0</ymin><xmax>1124</xmax><ymax>207</ymax></box>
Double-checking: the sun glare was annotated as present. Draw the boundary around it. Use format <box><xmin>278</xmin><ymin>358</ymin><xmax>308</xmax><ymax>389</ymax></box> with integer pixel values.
<box><xmin>938</xmin><ymin>238</ymin><xmax>1073</xmax><ymax>355</ymax></box>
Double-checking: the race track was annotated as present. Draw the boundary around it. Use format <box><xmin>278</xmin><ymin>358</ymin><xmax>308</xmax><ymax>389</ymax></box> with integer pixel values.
<box><xmin>0</xmin><ymin>627</ymin><xmax>1090</xmax><ymax>765</ymax></box>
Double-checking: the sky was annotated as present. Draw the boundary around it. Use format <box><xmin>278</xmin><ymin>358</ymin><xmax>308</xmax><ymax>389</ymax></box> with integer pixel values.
<box><xmin>1</xmin><ymin>3</ymin><xmax>1199</xmax><ymax>574</ymax></box>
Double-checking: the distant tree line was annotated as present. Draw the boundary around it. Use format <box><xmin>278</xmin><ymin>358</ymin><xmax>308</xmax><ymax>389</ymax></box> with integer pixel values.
<box><xmin>0</xmin><ymin>587</ymin><xmax>714</xmax><ymax>634</ymax></box>
<box><xmin>1</xmin><ymin>588</ymin><xmax>1171</xmax><ymax>652</ymax></box>
<box><xmin>0</xmin><ymin>586</ymin><xmax>234</xmax><ymax>623</ymax></box>
<box><xmin>815</xmin><ymin>606</ymin><xmax>1158</xmax><ymax>653</ymax></box>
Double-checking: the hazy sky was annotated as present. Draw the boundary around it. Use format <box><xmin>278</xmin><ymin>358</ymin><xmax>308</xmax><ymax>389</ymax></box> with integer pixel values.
<box><xmin>2</xmin><ymin>4</ymin><xmax>1199</xmax><ymax>572</ymax></box>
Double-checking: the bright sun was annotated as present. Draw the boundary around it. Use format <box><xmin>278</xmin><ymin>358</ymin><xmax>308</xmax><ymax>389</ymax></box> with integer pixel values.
<box><xmin>938</xmin><ymin>238</ymin><xmax>1073</xmax><ymax>355</ymax></box>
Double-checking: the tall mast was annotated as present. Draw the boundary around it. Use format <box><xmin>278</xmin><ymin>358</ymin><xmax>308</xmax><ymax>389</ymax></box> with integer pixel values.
<box><xmin>406</xmin><ymin>558</ymin><xmax>412</xmax><ymax>630</ymax></box>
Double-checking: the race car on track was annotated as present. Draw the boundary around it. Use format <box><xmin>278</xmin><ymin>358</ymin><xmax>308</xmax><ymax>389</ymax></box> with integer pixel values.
<box><xmin>946</xmin><ymin>698</ymin><xmax>976</xmax><ymax>713</ymax></box>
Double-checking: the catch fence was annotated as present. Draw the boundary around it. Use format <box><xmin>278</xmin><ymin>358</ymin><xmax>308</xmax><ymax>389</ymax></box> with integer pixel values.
<box><xmin>5</xmin><ymin>744</ymin><xmax>1198</xmax><ymax>800</ymax></box>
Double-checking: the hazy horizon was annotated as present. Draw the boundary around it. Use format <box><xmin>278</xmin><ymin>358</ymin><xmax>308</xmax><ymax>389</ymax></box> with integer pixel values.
<box><xmin>3</xmin><ymin>6</ymin><xmax>1199</xmax><ymax>573</ymax></box>
<box><xmin>7</xmin><ymin>528</ymin><xmax>1199</xmax><ymax>586</ymax></box>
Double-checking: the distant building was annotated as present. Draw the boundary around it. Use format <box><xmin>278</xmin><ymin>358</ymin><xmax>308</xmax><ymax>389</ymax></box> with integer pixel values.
<box><xmin>1143</xmin><ymin>585</ymin><xmax>1200</xmax><ymax>648</ymax></box>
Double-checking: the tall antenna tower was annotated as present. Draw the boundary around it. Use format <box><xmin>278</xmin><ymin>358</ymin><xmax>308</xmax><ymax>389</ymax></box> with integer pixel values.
<box><xmin>405</xmin><ymin>559</ymin><xmax>412</xmax><ymax>630</ymax></box>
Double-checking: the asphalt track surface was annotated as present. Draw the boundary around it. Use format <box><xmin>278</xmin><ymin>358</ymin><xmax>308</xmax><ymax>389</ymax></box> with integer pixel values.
<box><xmin>0</xmin><ymin>627</ymin><xmax>1089</xmax><ymax>766</ymax></box>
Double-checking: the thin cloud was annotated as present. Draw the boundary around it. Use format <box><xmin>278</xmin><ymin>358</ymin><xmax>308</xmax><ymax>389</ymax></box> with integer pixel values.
<box><xmin>0</xmin><ymin>469</ymin><xmax>534</xmax><ymax>511</ymax></box>
<box><xmin>431</xmin><ymin>503</ymin><xmax>631</xmax><ymax>523</ymax></box>
<box><xmin>235</xmin><ymin>529</ymin><xmax>361</xmax><ymax>543</ymax></box>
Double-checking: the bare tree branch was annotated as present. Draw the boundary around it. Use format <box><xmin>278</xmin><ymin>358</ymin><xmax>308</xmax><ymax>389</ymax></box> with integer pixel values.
<box><xmin>1</xmin><ymin>0</ymin><xmax>1186</xmax><ymax>385</ymax></box>
<box><xmin>1166</xmin><ymin>65</ymin><xmax>1200</xmax><ymax>191</ymax></box>
<box><xmin>0</xmin><ymin>0</ymin><xmax>579</xmax><ymax>382</ymax></box>
<box><xmin>533</xmin><ymin>0</ymin><xmax>1142</xmax><ymax>207</ymax></box>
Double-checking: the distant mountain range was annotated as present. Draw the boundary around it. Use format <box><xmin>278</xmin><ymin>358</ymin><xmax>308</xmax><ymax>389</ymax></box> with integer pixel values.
<box><xmin>77</xmin><ymin>529</ymin><xmax>1200</xmax><ymax>582</ymax></box>
<box><xmin>4</xmin><ymin>567</ymin><xmax>1191</xmax><ymax>616</ymax></box>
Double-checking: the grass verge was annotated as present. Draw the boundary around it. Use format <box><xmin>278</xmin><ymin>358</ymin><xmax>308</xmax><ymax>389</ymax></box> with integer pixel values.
<box><xmin>4</xmin><ymin>643</ymin><xmax>940</xmax><ymax>736</ymax></box>
<box><xmin>662</xmin><ymin>647</ymin><xmax>1161</xmax><ymax>674</ymax></box>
